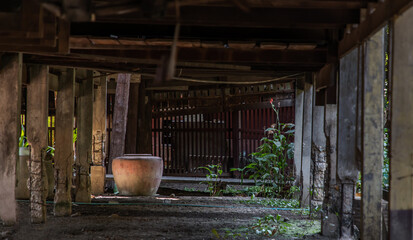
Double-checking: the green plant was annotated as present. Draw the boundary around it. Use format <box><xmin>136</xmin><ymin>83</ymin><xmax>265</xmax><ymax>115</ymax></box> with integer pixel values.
<box><xmin>198</xmin><ymin>164</ymin><xmax>225</xmax><ymax>196</ymax></box>
<box><xmin>19</xmin><ymin>124</ymin><xmax>28</xmax><ymax>148</ymax></box>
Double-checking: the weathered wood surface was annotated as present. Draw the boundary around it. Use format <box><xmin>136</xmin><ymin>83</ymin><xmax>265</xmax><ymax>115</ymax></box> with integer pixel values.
<box><xmin>300</xmin><ymin>80</ymin><xmax>313</xmax><ymax>207</ymax></box>
<box><xmin>27</xmin><ymin>65</ymin><xmax>49</xmax><ymax>224</ymax></box>
<box><xmin>0</xmin><ymin>53</ymin><xmax>22</xmax><ymax>225</ymax></box>
<box><xmin>294</xmin><ymin>87</ymin><xmax>304</xmax><ymax>184</ymax></box>
<box><xmin>322</xmin><ymin>104</ymin><xmax>340</xmax><ymax>238</ymax></box>
<box><xmin>337</xmin><ymin>48</ymin><xmax>359</xmax><ymax>182</ymax></box>
<box><xmin>92</xmin><ymin>73</ymin><xmax>107</xmax><ymax>166</ymax></box>
<box><xmin>75</xmin><ymin>70</ymin><xmax>93</xmax><ymax>203</ymax></box>
<box><xmin>338</xmin><ymin>47</ymin><xmax>359</xmax><ymax>239</ymax></box>
<box><xmin>390</xmin><ymin>6</ymin><xmax>413</xmax><ymax>239</ymax></box>
<box><xmin>311</xmin><ymin>106</ymin><xmax>326</xmax><ymax>209</ymax></box>
<box><xmin>54</xmin><ymin>68</ymin><xmax>75</xmax><ymax>216</ymax></box>
<box><xmin>362</xmin><ymin>27</ymin><xmax>384</xmax><ymax>240</ymax></box>
<box><xmin>108</xmin><ymin>73</ymin><xmax>131</xmax><ymax>173</ymax></box>
<box><xmin>125</xmin><ymin>82</ymin><xmax>139</xmax><ymax>154</ymax></box>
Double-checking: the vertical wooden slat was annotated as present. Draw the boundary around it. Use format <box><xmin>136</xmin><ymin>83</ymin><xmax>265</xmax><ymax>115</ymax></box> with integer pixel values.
<box><xmin>301</xmin><ymin>78</ymin><xmax>313</xmax><ymax>207</ymax></box>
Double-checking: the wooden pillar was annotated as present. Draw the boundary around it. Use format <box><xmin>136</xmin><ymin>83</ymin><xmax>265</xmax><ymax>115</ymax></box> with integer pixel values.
<box><xmin>75</xmin><ymin>70</ymin><xmax>93</xmax><ymax>203</ymax></box>
<box><xmin>322</xmin><ymin>104</ymin><xmax>340</xmax><ymax>237</ymax></box>
<box><xmin>311</xmin><ymin>105</ymin><xmax>326</xmax><ymax>210</ymax></box>
<box><xmin>294</xmin><ymin>79</ymin><xmax>304</xmax><ymax>187</ymax></box>
<box><xmin>108</xmin><ymin>73</ymin><xmax>131</xmax><ymax>173</ymax></box>
<box><xmin>27</xmin><ymin>64</ymin><xmax>49</xmax><ymax>223</ymax></box>
<box><xmin>0</xmin><ymin>53</ymin><xmax>22</xmax><ymax>225</ymax></box>
<box><xmin>338</xmin><ymin>47</ymin><xmax>359</xmax><ymax>238</ymax></box>
<box><xmin>54</xmin><ymin>68</ymin><xmax>75</xmax><ymax>216</ymax></box>
<box><xmin>361</xmin><ymin>28</ymin><xmax>384</xmax><ymax>240</ymax></box>
<box><xmin>301</xmin><ymin>76</ymin><xmax>313</xmax><ymax>207</ymax></box>
<box><xmin>136</xmin><ymin>79</ymin><xmax>152</xmax><ymax>154</ymax></box>
<box><xmin>91</xmin><ymin>73</ymin><xmax>107</xmax><ymax>195</ymax></box>
<box><xmin>390</xmin><ymin>6</ymin><xmax>413</xmax><ymax>239</ymax></box>
<box><xmin>125</xmin><ymin>80</ymin><xmax>140</xmax><ymax>154</ymax></box>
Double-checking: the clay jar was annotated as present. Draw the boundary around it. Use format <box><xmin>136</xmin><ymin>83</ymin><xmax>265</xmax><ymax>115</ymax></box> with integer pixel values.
<box><xmin>112</xmin><ymin>154</ymin><xmax>163</xmax><ymax>196</ymax></box>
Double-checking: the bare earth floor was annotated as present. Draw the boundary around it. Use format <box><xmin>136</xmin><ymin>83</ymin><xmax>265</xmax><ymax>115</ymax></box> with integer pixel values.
<box><xmin>1</xmin><ymin>184</ymin><xmax>332</xmax><ymax>240</ymax></box>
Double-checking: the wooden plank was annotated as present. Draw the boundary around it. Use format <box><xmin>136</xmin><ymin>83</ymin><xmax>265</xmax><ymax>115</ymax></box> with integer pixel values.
<box><xmin>108</xmin><ymin>73</ymin><xmax>131</xmax><ymax>173</ymax></box>
<box><xmin>390</xmin><ymin>5</ymin><xmax>413</xmax><ymax>239</ymax></box>
<box><xmin>27</xmin><ymin>64</ymin><xmax>49</xmax><ymax>223</ymax></box>
<box><xmin>54</xmin><ymin>68</ymin><xmax>75</xmax><ymax>216</ymax></box>
<box><xmin>75</xmin><ymin>70</ymin><xmax>93</xmax><ymax>203</ymax></box>
<box><xmin>361</xmin><ymin>27</ymin><xmax>384</xmax><ymax>240</ymax></box>
<box><xmin>0</xmin><ymin>53</ymin><xmax>22</xmax><ymax>225</ymax></box>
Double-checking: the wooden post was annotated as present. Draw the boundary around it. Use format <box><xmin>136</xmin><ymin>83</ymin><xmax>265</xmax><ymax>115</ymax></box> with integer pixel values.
<box><xmin>75</xmin><ymin>70</ymin><xmax>93</xmax><ymax>203</ymax></box>
<box><xmin>390</xmin><ymin>6</ymin><xmax>413</xmax><ymax>239</ymax></box>
<box><xmin>54</xmin><ymin>68</ymin><xmax>75</xmax><ymax>216</ymax></box>
<box><xmin>361</xmin><ymin>27</ymin><xmax>384</xmax><ymax>240</ymax></box>
<box><xmin>322</xmin><ymin>104</ymin><xmax>340</xmax><ymax>237</ymax></box>
<box><xmin>0</xmin><ymin>53</ymin><xmax>22</xmax><ymax>225</ymax></box>
<box><xmin>294</xmin><ymin>80</ymin><xmax>304</xmax><ymax>187</ymax></box>
<box><xmin>311</xmin><ymin>105</ymin><xmax>326</xmax><ymax>210</ymax></box>
<box><xmin>91</xmin><ymin>73</ymin><xmax>107</xmax><ymax>195</ymax></box>
<box><xmin>136</xmin><ymin>79</ymin><xmax>152</xmax><ymax>154</ymax></box>
<box><xmin>301</xmin><ymin>76</ymin><xmax>313</xmax><ymax>206</ymax></box>
<box><xmin>27</xmin><ymin>64</ymin><xmax>49</xmax><ymax>224</ymax></box>
<box><xmin>108</xmin><ymin>73</ymin><xmax>131</xmax><ymax>173</ymax></box>
<box><xmin>338</xmin><ymin>47</ymin><xmax>359</xmax><ymax>238</ymax></box>
<box><xmin>125</xmin><ymin>81</ymin><xmax>140</xmax><ymax>154</ymax></box>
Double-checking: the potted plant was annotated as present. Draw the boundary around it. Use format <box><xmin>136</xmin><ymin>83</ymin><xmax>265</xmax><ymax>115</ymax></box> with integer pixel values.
<box><xmin>16</xmin><ymin>124</ymin><xmax>30</xmax><ymax>199</ymax></box>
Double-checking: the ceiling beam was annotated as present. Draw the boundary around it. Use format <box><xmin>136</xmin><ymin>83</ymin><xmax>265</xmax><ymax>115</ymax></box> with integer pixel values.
<box><xmin>69</xmin><ymin>47</ymin><xmax>328</xmax><ymax>65</ymax></box>
<box><xmin>339</xmin><ymin>0</ymin><xmax>413</xmax><ymax>56</ymax></box>
<box><xmin>95</xmin><ymin>7</ymin><xmax>360</xmax><ymax>28</ymax></box>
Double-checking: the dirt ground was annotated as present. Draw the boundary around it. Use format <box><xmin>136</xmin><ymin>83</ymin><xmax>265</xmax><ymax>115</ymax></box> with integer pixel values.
<box><xmin>1</xmin><ymin>183</ymin><xmax>331</xmax><ymax>240</ymax></box>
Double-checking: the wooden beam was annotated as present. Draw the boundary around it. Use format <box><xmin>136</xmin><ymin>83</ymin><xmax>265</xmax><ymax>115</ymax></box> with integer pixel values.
<box><xmin>339</xmin><ymin>0</ymin><xmax>413</xmax><ymax>57</ymax></box>
<box><xmin>361</xmin><ymin>27</ymin><xmax>384</xmax><ymax>240</ymax></box>
<box><xmin>70</xmin><ymin>48</ymin><xmax>329</xmax><ymax>65</ymax></box>
<box><xmin>0</xmin><ymin>53</ymin><xmax>22</xmax><ymax>226</ymax></box>
<box><xmin>390</xmin><ymin>5</ymin><xmax>413</xmax><ymax>239</ymax></box>
<box><xmin>96</xmin><ymin>7</ymin><xmax>360</xmax><ymax>28</ymax></box>
<box><xmin>27</xmin><ymin>64</ymin><xmax>49</xmax><ymax>224</ymax></box>
<box><xmin>54</xmin><ymin>68</ymin><xmax>75</xmax><ymax>216</ymax></box>
<box><xmin>125</xmin><ymin>82</ymin><xmax>139</xmax><ymax>154</ymax></box>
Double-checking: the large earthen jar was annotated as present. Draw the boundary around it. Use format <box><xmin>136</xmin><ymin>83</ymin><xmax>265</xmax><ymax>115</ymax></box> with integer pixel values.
<box><xmin>112</xmin><ymin>154</ymin><xmax>163</xmax><ymax>196</ymax></box>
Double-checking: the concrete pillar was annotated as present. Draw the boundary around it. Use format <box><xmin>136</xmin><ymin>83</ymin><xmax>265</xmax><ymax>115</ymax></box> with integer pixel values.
<box><xmin>91</xmin><ymin>73</ymin><xmax>107</xmax><ymax>195</ymax></box>
<box><xmin>0</xmin><ymin>53</ymin><xmax>22</xmax><ymax>225</ymax></box>
<box><xmin>361</xmin><ymin>28</ymin><xmax>384</xmax><ymax>240</ymax></box>
<box><xmin>338</xmin><ymin>47</ymin><xmax>360</xmax><ymax>239</ymax></box>
<box><xmin>322</xmin><ymin>104</ymin><xmax>341</xmax><ymax>237</ymax></box>
<box><xmin>301</xmin><ymin>78</ymin><xmax>313</xmax><ymax>206</ymax></box>
<box><xmin>54</xmin><ymin>68</ymin><xmax>75</xmax><ymax>216</ymax></box>
<box><xmin>311</xmin><ymin>106</ymin><xmax>326</xmax><ymax>210</ymax></box>
<box><xmin>294</xmin><ymin>82</ymin><xmax>304</xmax><ymax>188</ymax></box>
<box><xmin>108</xmin><ymin>73</ymin><xmax>131</xmax><ymax>173</ymax></box>
<box><xmin>27</xmin><ymin>65</ymin><xmax>49</xmax><ymax>224</ymax></box>
<box><xmin>390</xmin><ymin>6</ymin><xmax>413</xmax><ymax>239</ymax></box>
<box><xmin>75</xmin><ymin>70</ymin><xmax>93</xmax><ymax>202</ymax></box>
